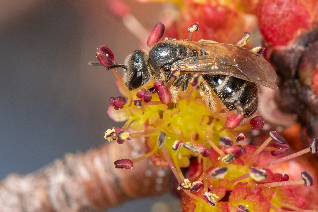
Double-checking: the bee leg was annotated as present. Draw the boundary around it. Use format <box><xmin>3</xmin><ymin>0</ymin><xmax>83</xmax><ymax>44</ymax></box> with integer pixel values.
<box><xmin>197</xmin><ymin>80</ymin><xmax>218</xmax><ymax>113</ymax></box>
<box><xmin>169</xmin><ymin>74</ymin><xmax>190</xmax><ymax>104</ymax></box>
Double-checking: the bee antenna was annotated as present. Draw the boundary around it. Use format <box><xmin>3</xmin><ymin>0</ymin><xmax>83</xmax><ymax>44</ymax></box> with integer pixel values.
<box><xmin>106</xmin><ymin>64</ymin><xmax>128</xmax><ymax>70</ymax></box>
<box><xmin>88</xmin><ymin>61</ymin><xmax>127</xmax><ymax>70</ymax></box>
<box><xmin>88</xmin><ymin>61</ymin><xmax>102</xmax><ymax>66</ymax></box>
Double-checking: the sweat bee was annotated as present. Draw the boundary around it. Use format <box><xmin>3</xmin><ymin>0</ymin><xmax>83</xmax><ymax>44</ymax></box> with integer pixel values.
<box><xmin>100</xmin><ymin>24</ymin><xmax>277</xmax><ymax>117</ymax></box>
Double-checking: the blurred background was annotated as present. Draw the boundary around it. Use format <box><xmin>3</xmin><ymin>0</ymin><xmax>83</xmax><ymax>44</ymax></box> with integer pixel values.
<box><xmin>0</xmin><ymin>0</ymin><xmax>178</xmax><ymax>211</ymax></box>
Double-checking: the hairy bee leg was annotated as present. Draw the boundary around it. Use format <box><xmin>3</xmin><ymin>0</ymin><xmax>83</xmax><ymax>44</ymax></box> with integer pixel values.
<box><xmin>170</xmin><ymin>82</ymin><xmax>183</xmax><ymax>104</ymax></box>
<box><xmin>169</xmin><ymin>74</ymin><xmax>190</xmax><ymax>104</ymax></box>
<box><xmin>197</xmin><ymin>80</ymin><xmax>219</xmax><ymax>113</ymax></box>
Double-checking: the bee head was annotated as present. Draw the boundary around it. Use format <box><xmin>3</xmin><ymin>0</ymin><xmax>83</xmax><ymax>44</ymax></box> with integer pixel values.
<box><xmin>124</xmin><ymin>50</ymin><xmax>151</xmax><ymax>91</ymax></box>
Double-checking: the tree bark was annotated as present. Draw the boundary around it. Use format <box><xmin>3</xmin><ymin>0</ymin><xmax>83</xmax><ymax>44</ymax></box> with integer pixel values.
<box><xmin>0</xmin><ymin>137</ymin><xmax>171</xmax><ymax>212</ymax></box>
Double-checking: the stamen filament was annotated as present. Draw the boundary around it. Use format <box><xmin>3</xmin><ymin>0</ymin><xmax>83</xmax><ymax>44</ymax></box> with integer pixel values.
<box><xmin>251</xmin><ymin>137</ymin><xmax>272</xmax><ymax>159</ymax></box>
<box><xmin>166</xmin><ymin>77</ymin><xmax>175</xmax><ymax>90</ymax></box>
<box><xmin>111</xmin><ymin>69</ymin><xmax>131</xmax><ymax>97</ymax></box>
<box><xmin>187</xmin><ymin>86</ymin><xmax>195</xmax><ymax>105</ymax></box>
<box><xmin>258</xmin><ymin>148</ymin><xmax>310</xmax><ymax>169</ymax></box>
<box><xmin>161</xmin><ymin>145</ymin><xmax>182</xmax><ymax>183</ymax></box>
<box><xmin>207</xmin><ymin>140</ymin><xmax>225</xmax><ymax>158</ymax></box>
<box><xmin>252</xmin><ymin>180</ymin><xmax>304</xmax><ymax>188</ymax></box>
<box><xmin>130</xmin><ymin>121</ymin><xmax>171</xmax><ymax>138</ymax></box>
<box><xmin>122</xmin><ymin>117</ymin><xmax>134</xmax><ymax>131</ymax></box>
<box><xmin>233</xmin><ymin>124</ymin><xmax>252</xmax><ymax>131</ymax></box>
<box><xmin>230</xmin><ymin>173</ymin><xmax>250</xmax><ymax>184</ymax></box>
<box><xmin>131</xmin><ymin>146</ymin><xmax>158</xmax><ymax>163</ymax></box>
<box><xmin>144</xmin><ymin>101</ymin><xmax>163</xmax><ymax>105</ymax></box>
<box><xmin>184</xmin><ymin>190</ymin><xmax>203</xmax><ymax>202</ymax></box>
<box><xmin>281</xmin><ymin>203</ymin><xmax>317</xmax><ymax>212</ymax></box>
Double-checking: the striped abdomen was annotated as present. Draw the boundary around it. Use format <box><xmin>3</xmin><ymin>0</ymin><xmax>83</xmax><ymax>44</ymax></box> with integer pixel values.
<box><xmin>202</xmin><ymin>75</ymin><xmax>258</xmax><ymax>117</ymax></box>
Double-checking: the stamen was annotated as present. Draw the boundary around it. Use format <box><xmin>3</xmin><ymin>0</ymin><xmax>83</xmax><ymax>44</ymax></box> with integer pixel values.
<box><xmin>207</xmin><ymin>140</ymin><xmax>225</xmax><ymax>158</ymax></box>
<box><xmin>236</xmin><ymin>133</ymin><xmax>245</xmax><ymax>143</ymax></box>
<box><xmin>131</xmin><ymin>146</ymin><xmax>158</xmax><ymax>163</ymax></box>
<box><xmin>225</xmin><ymin>114</ymin><xmax>244</xmax><ymax>129</ymax></box>
<box><xmin>250</xmin><ymin>116</ymin><xmax>264</xmax><ymax>130</ymax></box>
<box><xmin>210</xmin><ymin>167</ymin><xmax>228</xmax><ymax>179</ymax></box>
<box><xmin>249</xmin><ymin>167</ymin><xmax>267</xmax><ymax>181</ymax></box>
<box><xmin>237</xmin><ymin>205</ymin><xmax>250</xmax><ymax>212</ymax></box>
<box><xmin>250</xmin><ymin>136</ymin><xmax>272</xmax><ymax>160</ymax></box>
<box><xmin>230</xmin><ymin>173</ymin><xmax>250</xmax><ymax>184</ymax></box>
<box><xmin>114</xmin><ymin>159</ymin><xmax>133</xmax><ymax>169</ymax></box>
<box><xmin>147</xmin><ymin>22</ymin><xmax>165</xmax><ymax>47</ymax></box>
<box><xmin>252</xmin><ymin>171</ymin><xmax>313</xmax><ymax>188</ymax></box>
<box><xmin>122</xmin><ymin>117</ymin><xmax>134</xmax><ymax>131</ymax></box>
<box><xmin>161</xmin><ymin>144</ymin><xmax>183</xmax><ymax>183</ymax></box>
<box><xmin>236</xmin><ymin>32</ymin><xmax>251</xmax><ymax>47</ymax></box>
<box><xmin>202</xmin><ymin>192</ymin><xmax>217</xmax><ymax>206</ymax></box>
<box><xmin>269</xmin><ymin>131</ymin><xmax>286</xmax><ymax>143</ymax></box>
<box><xmin>157</xmin><ymin>131</ymin><xmax>166</xmax><ymax>148</ymax></box>
<box><xmin>219</xmin><ymin>137</ymin><xmax>233</xmax><ymax>147</ymax></box>
<box><xmin>188</xmin><ymin>22</ymin><xmax>199</xmax><ymax>41</ymax></box>
<box><xmin>258</xmin><ymin>148</ymin><xmax>310</xmax><ymax>169</ymax></box>
<box><xmin>221</xmin><ymin>153</ymin><xmax>236</xmax><ymax>164</ymax></box>
<box><xmin>252</xmin><ymin>45</ymin><xmax>265</xmax><ymax>55</ymax></box>
<box><xmin>130</xmin><ymin>121</ymin><xmax>170</xmax><ymax>138</ymax></box>
<box><xmin>172</xmin><ymin>140</ymin><xmax>184</xmax><ymax>150</ymax></box>
<box><xmin>186</xmin><ymin>86</ymin><xmax>195</xmax><ymax>105</ymax></box>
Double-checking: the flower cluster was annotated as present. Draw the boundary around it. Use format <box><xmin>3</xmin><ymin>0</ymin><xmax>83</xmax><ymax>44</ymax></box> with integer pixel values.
<box><xmin>98</xmin><ymin>0</ymin><xmax>318</xmax><ymax>210</ymax></box>
<box><xmin>94</xmin><ymin>20</ymin><xmax>318</xmax><ymax>211</ymax></box>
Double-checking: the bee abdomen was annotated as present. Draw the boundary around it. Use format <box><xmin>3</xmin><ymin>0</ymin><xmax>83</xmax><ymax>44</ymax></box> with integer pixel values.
<box><xmin>203</xmin><ymin>75</ymin><xmax>258</xmax><ymax>117</ymax></box>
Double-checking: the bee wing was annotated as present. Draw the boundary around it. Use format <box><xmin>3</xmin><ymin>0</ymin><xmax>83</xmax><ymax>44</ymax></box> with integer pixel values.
<box><xmin>173</xmin><ymin>42</ymin><xmax>277</xmax><ymax>89</ymax></box>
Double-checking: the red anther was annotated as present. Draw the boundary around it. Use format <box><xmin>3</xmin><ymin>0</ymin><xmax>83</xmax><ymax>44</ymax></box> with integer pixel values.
<box><xmin>271</xmin><ymin>148</ymin><xmax>288</xmax><ymax>156</ymax></box>
<box><xmin>250</xmin><ymin>116</ymin><xmax>264</xmax><ymax>130</ymax></box>
<box><xmin>172</xmin><ymin>140</ymin><xmax>184</xmax><ymax>151</ymax></box>
<box><xmin>114</xmin><ymin>127</ymin><xmax>131</xmax><ymax>144</ymax></box>
<box><xmin>270</xmin><ymin>142</ymin><xmax>289</xmax><ymax>149</ymax></box>
<box><xmin>147</xmin><ymin>22</ymin><xmax>165</xmax><ymax>47</ymax></box>
<box><xmin>136</xmin><ymin>88</ymin><xmax>146</xmax><ymax>98</ymax></box>
<box><xmin>280</xmin><ymin>174</ymin><xmax>289</xmax><ymax>182</ymax></box>
<box><xmin>269</xmin><ymin>131</ymin><xmax>286</xmax><ymax>144</ymax></box>
<box><xmin>202</xmin><ymin>192</ymin><xmax>217</xmax><ymax>206</ymax></box>
<box><xmin>310</xmin><ymin>138</ymin><xmax>318</xmax><ymax>154</ymax></box>
<box><xmin>96</xmin><ymin>45</ymin><xmax>114</xmax><ymax>67</ymax></box>
<box><xmin>109</xmin><ymin>96</ymin><xmax>126</xmax><ymax>110</ymax></box>
<box><xmin>211</xmin><ymin>167</ymin><xmax>228</xmax><ymax>179</ymax></box>
<box><xmin>225</xmin><ymin>114</ymin><xmax>244</xmax><ymax>129</ymax></box>
<box><xmin>189</xmin><ymin>181</ymin><xmax>203</xmax><ymax>192</ymax></box>
<box><xmin>236</xmin><ymin>133</ymin><xmax>245</xmax><ymax>143</ymax></box>
<box><xmin>143</xmin><ymin>90</ymin><xmax>152</xmax><ymax>103</ymax></box>
<box><xmin>234</xmin><ymin>101</ymin><xmax>245</xmax><ymax>115</ymax></box>
<box><xmin>237</xmin><ymin>205</ymin><xmax>249</xmax><ymax>212</ymax></box>
<box><xmin>188</xmin><ymin>22</ymin><xmax>199</xmax><ymax>32</ymax></box>
<box><xmin>114</xmin><ymin>159</ymin><xmax>133</xmax><ymax>169</ymax></box>
<box><xmin>270</xmin><ymin>141</ymin><xmax>289</xmax><ymax>156</ymax></box>
<box><xmin>197</xmin><ymin>144</ymin><xmax>211</xmax><ymax>157</ymax></box>
<box><xmin>253</xmin><ymin>46</ymin><xmax>265</xmax><ymax>55</ymax></box>
<box><xmin>249</xmin><ymin>167</ymin><xmax>267</xmax><ymax>181</ymax></box>
<box><xmin>154</xmin><ymin>80</ymin><xmax>165</xmax><ymax>92</ymax></box>
<box><xmin>133</xmin><ymin>99</ymin><xmax>142</xmax><ymax>106</ymax></box>
<box><xmin>225</xmin><ymin>145</ymin><xmax>246</xmax><ymax>158</ymax></box>
<box><xmin>219</xmin><ymin>137</ymin><xmax>233</xmax><ymax>147</ymax></box>
<box><xmin>302</xmin><ymin>171</ymin><xmax>313</xmax><ymax>186</ymax></box>
<box><xmin>190</xmin><ymin>74</ymin><xmax>202</xmax><ymax>87</ymax></box>
<box><xmin>157</xmin><ymin>131</ymin><xmax>166</xmax><ymax>148</ymax></box>
<box><xmin>157</xmin><ymin>84</ymin><xmax>171</xmax><ymax>104</ymax></box>
<box><xmin>107</xmin><ymin>0</ymin><xmax>130</xmax><ymax>18</ymax></box>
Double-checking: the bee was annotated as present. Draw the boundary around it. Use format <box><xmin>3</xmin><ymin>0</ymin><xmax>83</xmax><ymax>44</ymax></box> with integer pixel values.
<box><xmin>104</xmin><ymin>37</ymin><xmax>277</xmax><ymax>117</ymax></box>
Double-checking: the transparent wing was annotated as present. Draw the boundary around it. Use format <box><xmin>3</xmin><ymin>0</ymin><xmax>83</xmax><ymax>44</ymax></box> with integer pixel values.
<box><xmin>172</xmin><ymin>41</ymin><xmax>277</xmax><ymax>89</ymax></box>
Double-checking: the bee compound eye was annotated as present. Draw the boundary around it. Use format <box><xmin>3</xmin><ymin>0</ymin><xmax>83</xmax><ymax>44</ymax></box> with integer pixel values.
<box><xmin>129</xmin><ymin>70</ymin><xmax>143</xmax><ymax>90</ymax></box>
<box><xmin>162</xmin><ymin>64</ymin><xmax>171</xmax><ymax>72</ymax></box>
